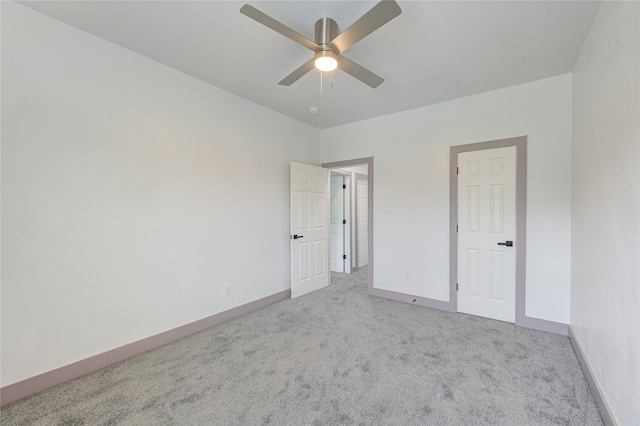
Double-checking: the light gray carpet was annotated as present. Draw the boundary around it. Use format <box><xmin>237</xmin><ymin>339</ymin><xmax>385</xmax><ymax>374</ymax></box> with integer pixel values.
<box><xmin>2</xmin><ymin>268</ymin><xmax>602</xmax><ymax>425</ymax></box>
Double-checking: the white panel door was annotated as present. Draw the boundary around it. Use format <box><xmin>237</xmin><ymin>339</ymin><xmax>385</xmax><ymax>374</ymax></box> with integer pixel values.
<box><xmin>330</xmin><ymin>174</ymin><xmax>345</xmax><ymax>272</ymax></box>
<box><xmin>458</xmin><ymin>147</ymin><xmax>516</xmax><ymax>323</ymax></box>
<box><xmin>356</xmin><ymin>178</ymin><xmax>368</xmax><ymax>268</ymax></box>
<box><xmin>290</xmin><ymin>162</ymin><xmax>330</xmax><ymax>298</ymax></box>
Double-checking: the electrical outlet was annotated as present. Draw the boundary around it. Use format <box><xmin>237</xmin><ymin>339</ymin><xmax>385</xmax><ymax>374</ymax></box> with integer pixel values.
<box><xmin>224</xmin><ymin>283</ymin><xmax>231</xmax><ymax>296</ymax></box>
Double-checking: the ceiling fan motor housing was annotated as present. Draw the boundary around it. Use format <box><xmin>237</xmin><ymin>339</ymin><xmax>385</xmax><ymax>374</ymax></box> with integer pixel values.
<box><xmin>315</xmin><ymin>17</ymin><xmax>339</xmax><ymax>56</ymax></box>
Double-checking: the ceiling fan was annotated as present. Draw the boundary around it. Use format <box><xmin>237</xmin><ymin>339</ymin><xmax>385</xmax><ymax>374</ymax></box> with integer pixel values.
<box><xmin>240</xmin><ymin>1</ymin><xmax>402</xmax><ymax>88</ymax></box>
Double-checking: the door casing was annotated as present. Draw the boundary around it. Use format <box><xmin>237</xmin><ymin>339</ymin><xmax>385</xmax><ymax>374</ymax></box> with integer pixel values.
<box><xmin>450</xmin><ymin>136</ymin><xmax>529</xmax><ymax>326</ymax></box>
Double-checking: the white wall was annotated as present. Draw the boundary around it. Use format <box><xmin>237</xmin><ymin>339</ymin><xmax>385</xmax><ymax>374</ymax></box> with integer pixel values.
<box><xmin>571</xmin><ymin>2</ymin><xmax>640</xmax><ymax>424</ymax></box>
<box><xmin>319</xmin><ymin>74</ymin><xmax>573</xmax><ymax>324</ymax></box>
<box><xmin>1</xmin><ymin>2</ymin><xmax>319</xmax><ymax>386</ymax></box>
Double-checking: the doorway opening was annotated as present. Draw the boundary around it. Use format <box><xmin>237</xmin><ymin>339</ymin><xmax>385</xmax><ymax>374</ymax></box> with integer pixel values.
<box><xmin>330</xmin><ymin>171</ymin><xmax>350</xmax><ymax>273</ymax></box>
<box><xmin>322</xmin><ymin>158</ymin><xmax>374</xmax><ymax>294</ymax></box>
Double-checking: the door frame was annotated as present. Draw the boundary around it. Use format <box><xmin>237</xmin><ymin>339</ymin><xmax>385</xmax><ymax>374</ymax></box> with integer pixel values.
<box><xmin>450</xmin><ymin>136</ymin><xmax>565</xmax><ymax>334</ymax></box>
<box><xmin>450</xmin><ymin>137</ymin><xmax>527</xmax><ymax>325</ymax></box>
<box><xmin>322</xmin><ymin>157</ymin><xmax>374</xmax><ymax>293</ymax></box>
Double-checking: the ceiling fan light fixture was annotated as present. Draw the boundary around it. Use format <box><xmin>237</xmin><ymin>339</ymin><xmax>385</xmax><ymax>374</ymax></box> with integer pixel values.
<box><xmin>314</xmin><ymin>50</ymin><xmax>338</xmax><ymax>72</ymax></box>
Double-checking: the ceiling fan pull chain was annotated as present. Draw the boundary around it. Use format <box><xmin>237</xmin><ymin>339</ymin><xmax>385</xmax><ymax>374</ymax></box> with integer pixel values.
<box><xmin>320</xmin><ymin>71</ymin><xmax>323</xmax><ymax>97</ymax></box>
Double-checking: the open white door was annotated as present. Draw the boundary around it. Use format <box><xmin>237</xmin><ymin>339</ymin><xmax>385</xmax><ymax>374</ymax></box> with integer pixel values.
<box><xmin>457</xmin><ymin>146</ymin><xmax>516</xmax><ymax>323</ymax></box>
<box><xmin>290</xmin><ymin>162</ymin><xmax>330</xmax><ymax>298</ymax></box>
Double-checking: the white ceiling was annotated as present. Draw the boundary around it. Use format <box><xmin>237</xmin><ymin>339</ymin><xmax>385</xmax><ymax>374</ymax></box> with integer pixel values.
<box><xmin>19</xmin><ymin>1</ymin><xmax>600</xmax><ymax>129</ymax></box>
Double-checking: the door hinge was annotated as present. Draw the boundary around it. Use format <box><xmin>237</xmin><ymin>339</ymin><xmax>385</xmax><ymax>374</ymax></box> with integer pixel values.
<box><xmin>456</xmin><ymin>283</ymin><xmax>458</xmax><ymax>291</ymax></box>
<box><xmin>343</xmin><ymin>219</ymin><xmax>347</xmax><ymax>224</ymax></box>
<box><xmin>456</xmin><ymin>166</ymin><xmax>459</xmax><ymax>175</ymax></box>
<box><xmin>343</xmin><ymin>254</ymin><xmax>347</xmax><ymax>260</ymax></box>
<box><xmin>342</xmin><ymin>184</ymin><xmax>346</xmax><ymax>189</ymax></box>
<box><xmin>456</xmin><ymin>225</ymin><xmax>458</xmax><ymax>232</ymax></box>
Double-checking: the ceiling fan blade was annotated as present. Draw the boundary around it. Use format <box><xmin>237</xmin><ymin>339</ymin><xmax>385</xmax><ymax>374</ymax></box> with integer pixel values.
<box><xmin>330</xmin><ymin>0</ymin><xmax>402</xmax><ymax>54</ymax></box>
<box><xmin>338</xmin><ymin>56</ymin><xmax>384</xmax><ymax>88</ymax></box>
<box><xmin>240</xmin><ymin>4</ymin><xmax>319</xmax><ymax>51</ymax></box>
<box><xmin>278</xmin><ymin>58</ymin><xmax>316</xmax><ymax>86</ymax></box>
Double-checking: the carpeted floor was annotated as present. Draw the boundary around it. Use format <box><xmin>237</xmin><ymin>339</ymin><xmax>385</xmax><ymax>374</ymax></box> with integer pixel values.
<box><xmin>1</xmin><ymin>268</ymin><xmax>602</xmax><ymax>425</ymax></box>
